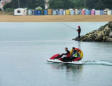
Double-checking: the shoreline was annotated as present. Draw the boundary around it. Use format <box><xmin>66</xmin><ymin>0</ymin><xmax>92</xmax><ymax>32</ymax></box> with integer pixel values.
<box><xmin>0</xmin><ymin>15</ymin><xmax>112</xmax><ymax>22</ymax></box>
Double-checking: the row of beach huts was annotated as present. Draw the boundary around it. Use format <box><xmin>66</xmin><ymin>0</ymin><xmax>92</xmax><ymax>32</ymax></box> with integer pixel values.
<box><xmin>14</xmin><ymin>8</ymin><xmax>112</xmax><ymax>16</ymax></box>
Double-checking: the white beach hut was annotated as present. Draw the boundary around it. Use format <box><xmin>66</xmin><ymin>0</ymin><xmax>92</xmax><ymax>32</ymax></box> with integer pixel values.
<box><xmin>104</xmin><ymin>9</ymin><xmax>108</xmax><ymax>15</ymax></box>
<box><xmin>75</xmin><ymin>9</ymin><xmax>79</xmax><ymax>15</ymax></box>
<box><xmin>107</xmin><ymin>10</ymin><xmax>112</xmax><ymax>15</ymax></box>
<box><xmin>14</xmin><ymin>8</ymin><xmax>27</xmax><ymax>16</ymax></box>
<box><xmin>95</xmin><ymin>10</ymin><xmax>100</xmax><ymax>15</ymax></box>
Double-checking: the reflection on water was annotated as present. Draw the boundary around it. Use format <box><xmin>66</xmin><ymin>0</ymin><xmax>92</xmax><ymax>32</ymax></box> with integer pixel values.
<box><xmin>47</xmin><ymin>63</ymin><xmax>84</xmax><ymax>85</ymax></box>
<box><xmin>78</xmin><ymin>41</ymin><xmax>81</xmax><ymax>49</ymax></box>
<box><xmin>48</xmin><ymin>63</ymin><xmax>83</xmax><ymax>74</ymax></box>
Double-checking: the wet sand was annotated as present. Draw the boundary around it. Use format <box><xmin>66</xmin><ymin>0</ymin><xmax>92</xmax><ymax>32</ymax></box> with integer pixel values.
<box><xmin>0</xmin><ymin>15</ymin><xmax>112</xmax><ymax>22</ymax></box>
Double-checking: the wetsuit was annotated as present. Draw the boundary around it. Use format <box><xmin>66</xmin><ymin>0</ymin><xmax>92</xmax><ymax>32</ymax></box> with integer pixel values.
<box><xmin>61</xmin><ymin>50</ymin><xmax>71</xmax><ymax>62</ymax></box>
<box><xmin>55</xmin><ymin>50</ymin><xmax>70</xmax><ymax>60</ymax></box>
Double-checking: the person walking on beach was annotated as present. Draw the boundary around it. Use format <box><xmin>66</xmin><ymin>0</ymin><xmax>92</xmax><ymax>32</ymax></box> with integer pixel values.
<box><xmin>77</xmin><ymin>26</ymin><xmax>81</xmax><ymax>38</ymax></box>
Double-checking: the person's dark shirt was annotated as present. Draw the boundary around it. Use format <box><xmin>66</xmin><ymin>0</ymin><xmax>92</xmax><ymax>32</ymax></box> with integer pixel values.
<box><xmin>63</xmin><ymin>50</ymin><xmax>70</xmax><ymax>55</ymax></box>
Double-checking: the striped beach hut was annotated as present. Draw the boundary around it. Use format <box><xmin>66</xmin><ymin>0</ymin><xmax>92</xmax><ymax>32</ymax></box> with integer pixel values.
<box><xmin>69</xmin><ymin>9</ymin><xmax>75</xmax><ymax>15</ymax></box>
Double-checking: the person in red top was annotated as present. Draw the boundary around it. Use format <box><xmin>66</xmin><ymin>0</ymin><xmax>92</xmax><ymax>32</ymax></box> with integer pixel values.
<box><xmin>77</xmin><ymin>26</ymin><xmax>81</xmax><ymax>38</ymax></box>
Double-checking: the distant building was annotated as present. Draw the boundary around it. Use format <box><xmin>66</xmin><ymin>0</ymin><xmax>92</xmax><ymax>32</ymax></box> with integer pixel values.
<box><xmin>14</xmin><ymin>8</ymin><xmax>27</xmax><ymax>16</ymax></box>
<box><xmin>45</xmin><ymin>0</ymin><xmax>49</xmax><ymax>9</ymax></box>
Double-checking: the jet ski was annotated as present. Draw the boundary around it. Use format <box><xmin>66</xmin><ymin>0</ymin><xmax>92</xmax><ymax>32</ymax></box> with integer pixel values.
<box><xmin>47</xmin><ymin>48</ymin><xmax>83</xmax><ymax>64</ymax></box>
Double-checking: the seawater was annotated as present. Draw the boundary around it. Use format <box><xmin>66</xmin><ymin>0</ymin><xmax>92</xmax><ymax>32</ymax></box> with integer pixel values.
<box><xmin>0</xmin><ymin>22</ymin><xmax>112</xmax><ymax>86</ymax></box>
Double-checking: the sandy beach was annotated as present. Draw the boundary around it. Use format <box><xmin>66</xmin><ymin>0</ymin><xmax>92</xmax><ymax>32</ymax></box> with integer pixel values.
<box><xmin>0</xmin><ymin>15</ymin><xmax>112</xmax><ymax>22</ymax></box>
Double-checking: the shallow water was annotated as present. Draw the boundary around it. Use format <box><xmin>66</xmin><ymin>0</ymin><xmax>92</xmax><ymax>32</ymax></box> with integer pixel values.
<box><xmin>0</xmin><ymin>22</ymin><xmax>112</xmax><ymax>86</ymax></box>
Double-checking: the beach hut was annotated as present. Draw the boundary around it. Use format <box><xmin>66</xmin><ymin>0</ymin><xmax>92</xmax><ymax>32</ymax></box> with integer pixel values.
<box><xmin>52</xmin><ymin>9</ymin><xmax>57</xmax><ymax>15</ymax></box>
<box><xmin>59</xmin><ymin>9</ymin><xmax>64</xmax><ymax>15</ymax></box>
<box><xmin>100</xmin><ymin>10</ymin><xmax>104</xmax><ymax>15</ymax></box>
<box><xmin>28</xmin><ymin>9</ymin><xmax>33</xmax><ymax>15</ymax></box>
<box><xmin>48</xmin><ymin>9</ymin><xmax>52</xmax><ymax>15</ymax></box>
<box><xmin>63</xmin><ymin>10</ymin><xmax>66</xmax><ymax>15</ymax></box>
<box><xmin>14</xmin><ymin>8</ymin><xmax>27</xmax><ymax>16</ymax></box>
<box><xmin>43</xmin><ymin>10</ymin><xmax>48</xmax><ymax>15</ymax></box>
<box><xmin>74</xmin><ymin>9</ymin><xmax>79</xmax><ymax>15</ymax></box>
<box><xmin>85</xmin><ymin>9</ymin><xmax>91</xmax><ymax>15</ymax></box>
<box><xmin>37</xmin><ymin>10</ymin><xmax>42</xmax><ymax>15</ymax></box>
<box><xmin>65</xmin><ymin>10</ymin><xmax>70</xmax><ymax>15</ymax></box>
<box><xmin>52</xmin><ymin>9</ymin><xmax>59</xmax><ymax>15</ymax></box>
<box><xmin>34</xmin><ymin>10</ymin><xmax>42</xmax><ymax>15</ymax></box>
<box><xmin>104</xmin><ymin>9</ymin><xmax>108</xmax><ymax>15</ymax></box>
<box><xmin>34</xmin><ymin>10</ymin><xmax>38</xmax><ymax>15</ymax></box>
<box><xmin>56</xmin><ymin>9</ymin><xmax>59</xmax><ymax>15</ymax></box>
<box><xmin>58</xmin><ymin>9</ymin><xmax>62</xmax><ymax>15</ymax></box>
<box><xmin>78</xmin><ymin>9</ymin><xmax>82</xmax><ymax>15</ymax></box>
<box><xmin>81</xmin><ymin>9</ymin><xmax>85</xmax><ymax>15</ymax></box>
<box><xmin>95</xmin><ymin>10</ymin><xmax>100</xmax><ymax>15</ymax></box>
<box><xmin>107</xmin><ymin>10</ymin><xmax>112</xmax><ymax>15</ymax></box>
<box><xmin>91</xmin><ymin>9</ymin><xmax>95</xmax><ymax>15</ymax></box>
<box><xmin>69</xmin><ymin>9</ymin><xmax>74</xmax><ymax>15</ymax></box>
<box><xmin>32</xmin><ymin>10</ymin><xmax>35</xmax><ymax>15</ymax></box>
